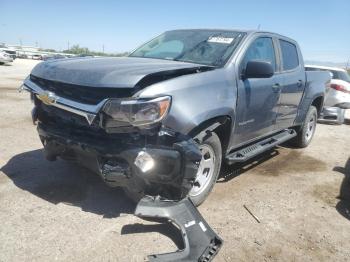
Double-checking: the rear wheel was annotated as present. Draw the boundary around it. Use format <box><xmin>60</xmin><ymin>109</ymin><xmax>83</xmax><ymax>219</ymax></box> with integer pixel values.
<box><xmin>189</xmin><ymin>132</ymin><xmax>222</xmax><ymax>206</ymax></box>
<box><xmin>291</xmin><ymin>105</ymin><xmax>318</xmax><ymax>148</ymax></box>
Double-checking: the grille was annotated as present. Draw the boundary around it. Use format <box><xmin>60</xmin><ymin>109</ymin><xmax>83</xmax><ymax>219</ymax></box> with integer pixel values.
<box><xmin>37</xmin><ymin>103</ymin><xmax>142</xmax><ymax>148</ymax></box>
<box><xmin>39</xmin><ymin>102</ymin><xmax>102</xmax><ymax>131</ymax></box>
<box><xmin>30</xmin><ymin>75</ymin><xmax>134</xmax><ymax>105</ymax></box>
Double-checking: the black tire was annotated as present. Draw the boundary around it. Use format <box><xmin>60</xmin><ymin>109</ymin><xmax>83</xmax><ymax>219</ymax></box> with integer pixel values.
<box><xmin>291</xmin><ymin>106</ymin><xmax>318</xmax><ymax>148</ymax></box>
<box><xmin>189</xmin><ymin>132</ymin><xmax>222</xmax><ymax>206</ymax></box>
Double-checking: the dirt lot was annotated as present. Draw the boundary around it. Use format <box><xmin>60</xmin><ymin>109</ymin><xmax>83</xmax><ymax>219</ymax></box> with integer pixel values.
<box><xmin>1</xmin><ymin>59</ymin><xmax>350</xmax><ymax>262</ymax></box>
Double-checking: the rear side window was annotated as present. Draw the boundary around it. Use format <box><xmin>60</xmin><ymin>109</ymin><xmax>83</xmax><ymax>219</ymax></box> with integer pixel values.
<box><xmin>242</xmin><ymin>37</ymin><xmax>276</xmax><ymax>71</ymax></box>
<box><xmin>279</xmin><ymin>40</ymin><xmax>299</xmax><ymax>71</ymax></box>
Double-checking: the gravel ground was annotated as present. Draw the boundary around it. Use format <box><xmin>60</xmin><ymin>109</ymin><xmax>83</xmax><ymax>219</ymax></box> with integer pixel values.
<box><xmin>1</xmin><ymin>59</ymin><xmax>350</xmax><ymax>262</ymax></box>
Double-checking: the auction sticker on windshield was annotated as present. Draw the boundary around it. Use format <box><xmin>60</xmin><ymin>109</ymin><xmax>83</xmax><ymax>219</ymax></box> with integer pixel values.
<box><xmin>208</xmin><ymin>36</ymin><xmax>234</xmax><ymax>44</ymax></box>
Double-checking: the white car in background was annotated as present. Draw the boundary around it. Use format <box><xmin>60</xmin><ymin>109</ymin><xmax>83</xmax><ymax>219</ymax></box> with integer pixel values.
<box><xmin>0</xmin><ymin>51</ymin><xmax>14</xmax><ymax>64</ymax></box>
<box><xmin>305</xmin><ymin>65</ymin><xmax>350</xmax><ymax>108</ymax></box>
<box><xmin>305</xmin><ymin>65</ymin><xmax>350</xmax><ymax>124</ymax></box>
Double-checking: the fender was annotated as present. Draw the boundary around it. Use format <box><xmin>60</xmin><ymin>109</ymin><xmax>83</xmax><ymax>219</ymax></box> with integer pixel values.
<box><xmin>294</xmin><ymin>70</ymin><xmax>330</xmax><ymax>125</ymax></box>
<box><xmin>294</xmin><ymin>92</ymin><xmax>324</xmax><ymax>125</ymax></box>
<box><xmin>188</xmin><ymin>116</ymin><xmax>231</xmax><ymax>144</ymax></box>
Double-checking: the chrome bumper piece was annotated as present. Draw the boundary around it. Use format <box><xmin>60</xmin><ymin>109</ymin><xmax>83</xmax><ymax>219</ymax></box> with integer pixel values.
<box><xmin>318</xmin><ymin>106</ymin><xmax>345</xmax><ymax>125</ymax></box>
<box><xmin>19</xmin><ymin>77</ymin><xmax>107</xmax><ymax>124</ymax></box>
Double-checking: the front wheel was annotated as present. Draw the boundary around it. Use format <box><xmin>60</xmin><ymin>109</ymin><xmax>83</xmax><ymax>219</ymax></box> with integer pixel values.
<box><xmin>189</xmin><ymin>132</ymin><xmax>222</xmax><ymax>206</ymax></box>
<box><xmin>291</xmin><ymin>105</ymin><xmax>318</xmax><ymax>148</ymax></box>
<box><xmin>123</xmin><ymin>132</ymin><xmax>222</xmax><ymax>206</ymax></box>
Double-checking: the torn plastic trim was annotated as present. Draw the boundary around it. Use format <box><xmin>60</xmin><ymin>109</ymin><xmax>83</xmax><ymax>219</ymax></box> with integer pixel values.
<box><xmin>19</xmin><ymin>77</ymin><xmax>107</xmax><ymax>125</ymax></box>
<box><xmin>135</xmin><ymin>196</ymin><xmax>223</xmax><ymax>262</ymax></box>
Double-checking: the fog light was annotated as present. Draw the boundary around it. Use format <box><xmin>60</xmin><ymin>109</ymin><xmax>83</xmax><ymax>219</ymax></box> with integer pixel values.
<box><xmin>134</xmin><ymin>151</ymin><xmax>154</xmax><ymax>173</ymax></box>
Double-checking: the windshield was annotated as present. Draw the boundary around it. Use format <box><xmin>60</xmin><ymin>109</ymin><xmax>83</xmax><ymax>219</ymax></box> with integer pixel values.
<box><xmin>129</xmin><ymin>30</ymin><xmax>245</xmax><ymax>67</ymax></box>
<box><xmin>331</xmin><ymin>70</ymin><xmax>350</xmax><ymax>83</ymax></box>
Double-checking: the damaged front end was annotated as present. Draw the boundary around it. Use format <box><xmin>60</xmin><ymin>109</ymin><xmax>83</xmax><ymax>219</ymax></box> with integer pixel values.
<box><xmin>20</xmin><ymin>66</ymin><xmax>224</xmax><ymax>261</ymax></box>
<box><xmin>20</xmin><ymin>77</ymin><xmax>202</xmax><ymax>200</ymax></box>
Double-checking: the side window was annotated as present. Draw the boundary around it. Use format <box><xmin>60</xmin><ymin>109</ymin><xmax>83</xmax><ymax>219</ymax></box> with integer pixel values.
<box><xmin>330</xmin><ymin>70</ymin><xmax>339</xmax><ymax>79</ymax></box>
<box><xmin>242</xmin><ymin>37</ymin><xmax>276</xmax><ymax>71</ymax></box>
<box><xmin>279</xmin><ymin>40</ymin><xmax>299</xmax><ymax>71</ymax></box>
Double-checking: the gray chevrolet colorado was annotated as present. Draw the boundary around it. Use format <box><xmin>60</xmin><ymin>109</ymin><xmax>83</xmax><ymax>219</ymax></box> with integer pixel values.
<box><xmin>21</xmin><ymin>29</ymin><xmax>330</xmax><ymax>206</ymax></box>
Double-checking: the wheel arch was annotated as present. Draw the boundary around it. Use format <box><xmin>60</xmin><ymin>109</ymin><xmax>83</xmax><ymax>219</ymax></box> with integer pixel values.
<box><xmin>311</xmin><ymin>96</ymin><xmax>324</xmax><ymax>117</ymax></box>
<box><xmin>295</xmin><ymin>93</ymin><xmax>324</xmax><ymax>126</ymax></box>
<box><xmin>187</xmin><ymin>115</ymin><xmax>232</xmax><ymax>156</ymax></box>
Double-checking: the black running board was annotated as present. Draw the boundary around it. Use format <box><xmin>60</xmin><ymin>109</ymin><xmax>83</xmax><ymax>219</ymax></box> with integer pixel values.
<box><xmin>135</xmin><ymin>196</ymin><xmax>223</xmax><ymax>262</ymax></box>
<box><xmin>225</xmin><ymin>129</ymin><xmax>296</xmax><ymax>164</ymax></box>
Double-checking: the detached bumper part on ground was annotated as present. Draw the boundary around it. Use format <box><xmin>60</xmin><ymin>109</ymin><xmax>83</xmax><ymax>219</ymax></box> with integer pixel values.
<box><xmin>135</xmin><ymin>196</ymin><xmax>223</xmax><ymax>262</ymax></box>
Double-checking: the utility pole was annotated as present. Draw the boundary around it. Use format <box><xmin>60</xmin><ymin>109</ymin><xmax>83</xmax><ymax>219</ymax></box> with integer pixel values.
<box><xmin>67</xmin><ymin>41</ymin><xmax>70</xmax><ymax>50</ymax></box>
<box><xmin>19</xmin><ymin>38</ymin><xmax>23</xmax><ymax>47</ymax></box>
<box><xmin>102</xmin><ymin>44</ymin><xmax>105</xmax><ymax>53</ymax></box>
<box><xmin>346</xmin><ymin>57</ymin><xmax>350</xmax><ymax>70</ymax></box>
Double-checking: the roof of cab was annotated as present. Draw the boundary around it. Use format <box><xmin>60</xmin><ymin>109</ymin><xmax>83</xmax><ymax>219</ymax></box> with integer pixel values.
<box><xmin>166</xmin><ymin>28</ymin><xmax>297</xmax><ymax>43</ymax></box>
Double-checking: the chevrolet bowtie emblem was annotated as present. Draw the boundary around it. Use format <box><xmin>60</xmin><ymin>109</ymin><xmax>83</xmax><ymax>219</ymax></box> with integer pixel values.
<box><xmin>37</xmin><ymin>91</ymin><xmax>58</xmax><ymax>105</ymax></box>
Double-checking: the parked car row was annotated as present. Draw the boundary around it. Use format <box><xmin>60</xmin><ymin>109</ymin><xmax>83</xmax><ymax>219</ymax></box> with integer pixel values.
<box><xmin>4</xmin><ymin>52</ymin><xmax>80</xmax><ymax>61</ymax></box>
<box><xmin>19</xmin><ymin>53</ymin><xmax>87</xmax><ymax>60</ymax></box>
<box><xmin>305</xmin><ymin>65</ymin><xmax>350</xmax><ymax>124</ymax></box>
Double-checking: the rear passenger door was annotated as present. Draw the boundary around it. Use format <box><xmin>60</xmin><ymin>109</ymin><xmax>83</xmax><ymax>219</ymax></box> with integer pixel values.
<box><xmin>275</xmin><ymin>39</ymin><xmax>306</xmax><ymax>129</ymax></box>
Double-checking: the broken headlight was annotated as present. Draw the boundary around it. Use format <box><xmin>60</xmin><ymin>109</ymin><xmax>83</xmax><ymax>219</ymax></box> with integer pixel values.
<box><xmin>102</xmin><ymin>96</ymin><xmax>171</xmax><ymax>127</ymax></box>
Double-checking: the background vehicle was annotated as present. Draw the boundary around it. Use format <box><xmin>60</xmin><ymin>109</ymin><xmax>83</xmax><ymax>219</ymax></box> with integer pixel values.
<box><xmin>32</xmin><ymin>54</ymin><xmax>43</xmax><ymax>60</ymax></box>
<box><xmin>21</xmin><ymin>29</ymin><xmax>330</xmax><ymax>205</ymax></box>
<box><xmin>17</xmin><ymin>53</ymin><xmax>28</xmax><ymax>59</ymax></box>
<box><xmin>3</xmin><ymin>50</ymin><xmax>16</xmax><ymax>60</ymax></box>
<box><xmin>305</xmin><ymin>65</ymin><xmax>350</xmax><ymax>108</ymax></box>
<box><xmin>305</xmin><ymin>65</ymin><xmax>350</xmax><ymax>124</ymax></box>
<box><xmin>0</xmin><ymin>51</ymin><xmax>14</xmax><ymax>64</ymax></box>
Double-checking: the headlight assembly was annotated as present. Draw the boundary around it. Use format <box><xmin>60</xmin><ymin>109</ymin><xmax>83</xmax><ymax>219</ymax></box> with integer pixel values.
<box><xmin>102</xmin><ymin>96</ymin><xmax>171</xmax><ymax>127</ymax></box>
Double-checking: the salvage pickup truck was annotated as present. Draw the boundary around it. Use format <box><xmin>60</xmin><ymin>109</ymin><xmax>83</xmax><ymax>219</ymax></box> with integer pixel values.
<box><xmin>20</xmin><ymin>29</ymin><xmax>330</xmax><ymax>206</ymax></box>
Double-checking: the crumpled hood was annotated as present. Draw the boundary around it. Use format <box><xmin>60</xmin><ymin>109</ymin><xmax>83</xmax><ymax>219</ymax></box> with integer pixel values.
<box><xmin>31</xmin><ymin>57</ymin><xmax>209</xmax><ymax>88</ymax></box>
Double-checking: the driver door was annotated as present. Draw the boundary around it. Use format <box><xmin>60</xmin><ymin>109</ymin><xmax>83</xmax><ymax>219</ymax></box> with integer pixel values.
<box><xmin>233</xmin><ymin>36</ymin><xmax>282</xmax><ymax>146</ymax></box>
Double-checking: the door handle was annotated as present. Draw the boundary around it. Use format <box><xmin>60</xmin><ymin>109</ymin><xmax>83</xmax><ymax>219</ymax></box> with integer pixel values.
<box><xmin>297</xmin><ymin>80</ymin><xmax>303</xmax><ymax>88</ymax></box>
<box><xmin>272</xmin><ymin>83</ymin><xmax>281</xmax><ymax>92</ymax></box>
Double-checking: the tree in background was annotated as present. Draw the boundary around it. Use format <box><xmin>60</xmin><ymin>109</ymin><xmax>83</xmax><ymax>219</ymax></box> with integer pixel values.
<box><xmin>39</xmin><ymin>48</ymin><xmax>57</xmax><ymax>53</ymax></box>
<box><xmin>40</xmin><ymin>45</ymin><xmax>129</xmax><ymax>57</ymax></box>
<box><xmin>62</xmin><ymin>44</ymin><xmax>128</xmax><ymax>57</ymax></box>
<box><xmin>63</xmin><ymin>45</ymin><xmax>89</xmax><ymax>55</ymax></box>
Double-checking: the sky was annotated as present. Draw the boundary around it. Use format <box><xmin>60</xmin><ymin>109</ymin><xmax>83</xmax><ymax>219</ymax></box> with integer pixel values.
<box><xmin>1</xmin><ymin>0</ymin><xmax>349</xmax><ymax>63</ymax></box>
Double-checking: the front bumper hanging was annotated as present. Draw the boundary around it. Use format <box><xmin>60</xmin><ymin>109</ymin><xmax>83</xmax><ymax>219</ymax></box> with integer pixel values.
<box><xmin>135</xmin><ymin>196</ymin><xmax>223</xmax><ymax>262</ymax></box>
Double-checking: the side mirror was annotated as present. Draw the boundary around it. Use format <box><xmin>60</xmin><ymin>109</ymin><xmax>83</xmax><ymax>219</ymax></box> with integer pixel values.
<box><xmin>243</xmin><ymin>60</ymin><xmax>274</xmax><ymax>79</ymax></box>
